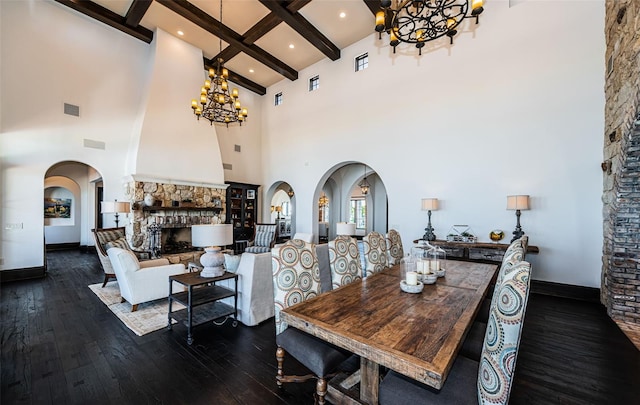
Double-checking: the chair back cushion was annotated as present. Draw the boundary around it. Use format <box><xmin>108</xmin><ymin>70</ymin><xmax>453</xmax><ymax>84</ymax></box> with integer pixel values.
<box><xmin>496</xmin><ymin>240</ymin><xmax>525</xmax><ymax>285</ymax></box>
<box><xmin>105</xmin><ymin>237</ymin><xmax>130</xmax><ymax>251</ymax></box>
<box><xmin>386</xmin><ymin>229</ymin><xmax>404</xmax><ymax>266</ymax></box>
<box><xmin>107</xmin><ymin>247</ymin><xmax>141</xmax><ymax>274</ymax></box>
<box><xmin>328</xmin><ymin>236</ymin><xmax>363</xmax><ymax>289</ymax></box>
<box><xmin>271</xmin><ymin>239</ymin><xmax>321</xmax><ymax>335</ymax></box>
<box><xmin>93</xmin><ymin>227</ymin><xmax>126</xmax><ymax>255</ymax></box>
<box><xmin>254</xmin><ymin>230</ymin><xmax>275</xmax><ymax>247</ymax></box>
<box><xmin>362</xmin><ymin>231</ymin><xmax>389</xmax><ymax>277</ymax></box>
<box><xmin>478</xmin><ymin>261</ymin><xmax>532</xmax><ymax>405</ymax></box>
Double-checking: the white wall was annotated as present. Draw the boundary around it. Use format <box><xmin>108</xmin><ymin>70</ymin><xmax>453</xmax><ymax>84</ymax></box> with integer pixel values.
<box><xmin>260</xmin><ymin>1</ymin><xmax>606</xmax><ymax>287</ymax></box>
<box><xmin>44</xmin><ymin>179</ymin><xmax>81</xmax><ymax>244</ymax></box>
<box><xmin>0</xmin><ymin>1</ymin><xmax>264</xmax><ymax>271</ymax></box>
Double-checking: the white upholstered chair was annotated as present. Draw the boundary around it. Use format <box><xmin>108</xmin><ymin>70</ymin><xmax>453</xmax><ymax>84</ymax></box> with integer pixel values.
<box><xmin>107</xmin><ymin>247</ymin><xmax>187</xmax><ymax>311</ymax></box>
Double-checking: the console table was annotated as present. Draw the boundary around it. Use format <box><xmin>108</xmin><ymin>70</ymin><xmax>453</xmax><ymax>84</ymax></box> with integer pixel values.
<box><xmin>414</xmin><ymin>239</ymin><xmax>539</xmax><ymax>264</ymax></box>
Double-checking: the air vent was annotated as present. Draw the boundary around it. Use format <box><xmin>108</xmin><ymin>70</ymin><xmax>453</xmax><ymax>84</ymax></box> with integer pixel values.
<box><xmin>223</xmin><ymin>163</ymin><xmax>232</xmax><ymax>170</ymax></box>
<box><xmin>234</xmin><ymin>144</ymin><xmax>241</xmax><ymax>152</ymax></box>
<box><xmin>83</xmin><ymin>139</ymin><xmax>105</xmax><ymax>150</ymax></box>
<box><xmin>64</xmin><ymin>103</ymin><xmax>80</xmax><ymax>117</ymax></box>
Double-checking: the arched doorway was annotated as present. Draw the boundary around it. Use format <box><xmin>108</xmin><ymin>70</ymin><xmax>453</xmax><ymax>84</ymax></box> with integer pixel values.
<box><xmin>44</xmin><ymin>161</ymin><xmax>103</xmax><ymax>251</ymax></box>
<box><xmin>315</xmin><ymin>162</ymin><xmax>388</xmax><ymax>241</ymax></box>
<box><xmin>266</xmin><ymin>182</ymin><xmax>296</xmax><ymax>242</ymax></box>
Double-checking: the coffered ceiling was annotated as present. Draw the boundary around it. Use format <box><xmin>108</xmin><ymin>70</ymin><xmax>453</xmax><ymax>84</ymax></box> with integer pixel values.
<box><xmin>54</xmin><ymin>0</ymin><xmax>381</xmax><ymax>95</ymax></box>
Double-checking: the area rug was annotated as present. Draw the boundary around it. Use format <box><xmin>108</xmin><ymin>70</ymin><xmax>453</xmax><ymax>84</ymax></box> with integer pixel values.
<box><xmin>88</xmin><ymin>281</ymin><xmax>184</xmax><ymax>336</ymax></box>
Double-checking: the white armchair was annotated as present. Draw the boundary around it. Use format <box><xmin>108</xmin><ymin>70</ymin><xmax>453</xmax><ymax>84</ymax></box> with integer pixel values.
<box><xmin>107</xmin><ymin>247</ymin><xmax>187</xmax><ymax>311</ymax></box>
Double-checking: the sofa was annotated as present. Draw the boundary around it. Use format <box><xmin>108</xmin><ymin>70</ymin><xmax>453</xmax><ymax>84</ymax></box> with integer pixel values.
<box><xmin>107</xmin><ymin>247</ymin><xmax>187</xmax><ymax>311</ymax></box>
<box><xmin>219</xmin><ymin>252</ymin><xmax>275</xmax><ymax>326</ymax></box>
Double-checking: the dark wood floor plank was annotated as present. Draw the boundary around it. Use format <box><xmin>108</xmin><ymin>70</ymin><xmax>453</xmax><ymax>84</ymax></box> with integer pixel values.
<box><xmin>2</xmin><ymin>249</ymin><xmax>639</xmax><ymax>405</ymax></box>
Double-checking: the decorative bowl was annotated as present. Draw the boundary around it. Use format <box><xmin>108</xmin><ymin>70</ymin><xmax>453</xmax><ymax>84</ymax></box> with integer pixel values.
<box><xmin>400</xmin><ymin>280</ymin><xmax>424</xmax><ymax>293</ymax></box>
<box><xmin>436</xmin><ymin>268</ymin><xmax>446</xmax><ymax>278</ymax></box>
<box><xmin>422</xmin><ymin>273</ymin><xmax>438</xmax><ymax>284</ymax></box>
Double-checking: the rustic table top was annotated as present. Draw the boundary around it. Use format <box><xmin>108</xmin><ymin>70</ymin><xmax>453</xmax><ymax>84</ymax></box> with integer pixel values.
<box><xmin>281</xmin><ymin>260</ymin><xmax>498</xmax><ymax>399</ymax></box>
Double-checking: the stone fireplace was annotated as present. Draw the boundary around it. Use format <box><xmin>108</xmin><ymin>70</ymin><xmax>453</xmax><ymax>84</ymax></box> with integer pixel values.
<box><xmin>602</xmin><ymin>0</ymin><xmax>640</xmax><ymax>328</ymax></box>
<box><xmin>124</xmin><ymin>180</ymin><xmax>227</xmax><ymax>258</ymax></box>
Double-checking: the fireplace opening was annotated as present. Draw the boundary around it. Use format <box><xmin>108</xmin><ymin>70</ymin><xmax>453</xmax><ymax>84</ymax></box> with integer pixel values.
<box><xmin>161</xmin><ymin>228</ymin><xmax>193</xmax><ymax>254</ymax></box>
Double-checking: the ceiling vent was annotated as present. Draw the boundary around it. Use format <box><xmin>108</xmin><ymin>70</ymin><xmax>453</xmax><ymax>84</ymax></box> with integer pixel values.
<box><xmin>64</xmin><ymin>103</ymin><xmax>80</xmax><ymax>117</ymax></box>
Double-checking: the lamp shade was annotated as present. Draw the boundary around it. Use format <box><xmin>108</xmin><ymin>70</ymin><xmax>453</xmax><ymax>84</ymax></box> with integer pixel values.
<box><xmin>421</xmin><ymin>198</ymin><xmax>439</xmax><ymax>211</ymax></box>
<box><xmin>507</xmin><ymin>195</ymin><xmax>530</xmax><ymax>210</ymax></box>
<box><xmin>336</xmin><ymin>222</ymin><xmax>356</xmax><ymax>236</ymax></box>
<box><xmin>191</xmin><ymin>224</ymin><xmax>233</xmax><ymax>247</ymax></box>
<box><xmin>100</xmin><ymin>201</ymin><xmax>116</xmax><ymax>214</ymax></box>
<box><xmin>114</xmin><ymin>201</ymin><xmax>131</xmax><ymax>213</ymax></box>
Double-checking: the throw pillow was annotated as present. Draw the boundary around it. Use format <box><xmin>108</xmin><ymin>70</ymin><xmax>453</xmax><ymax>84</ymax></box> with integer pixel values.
<box><xmin>224</xmin><ymin>253</ymin><xmax>241</xmax><ymax>272</ymax></box>
<box><xmin>105</xmin><ymin>237</ymin><xmax>130</xmax><ymax>251</ymax></box>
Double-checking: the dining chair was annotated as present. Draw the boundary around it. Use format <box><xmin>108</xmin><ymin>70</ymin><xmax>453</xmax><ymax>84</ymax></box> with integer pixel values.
<box><xmin>362</xmin><ymin>231</ymin><xmax>389</xmax><ymax>277</ymax></box>
<box><xmin>271</xmin><ymin>239</ymin><xmax>350</xmax><ymax>405</ymax></box>
<box><xmin>328</xmin><ymin>235</ymin><xmax>363</xmax><ymax>289</ymax></box>
<box><xmin>386</xmin><ymin>229</ymin><xmax>404</xmax><ymax>266</ymax></box>
<box><xmin>379</xmin><ymin>260</ymin><xmax>532</xmax><ymax>405</ymax></box>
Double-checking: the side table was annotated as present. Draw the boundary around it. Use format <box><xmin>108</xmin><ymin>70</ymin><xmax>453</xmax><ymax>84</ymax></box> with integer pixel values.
<box><xmin>168</xmin><ymin>271</ymin><xmax>238</xmax><ymax>345</ymax></box>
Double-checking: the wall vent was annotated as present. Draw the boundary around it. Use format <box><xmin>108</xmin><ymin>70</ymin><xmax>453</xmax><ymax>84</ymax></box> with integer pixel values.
<box><xmin>223</xmin><ymin>163</ymin><xmax>232</xmax><ymax>170</ymax></box>
<box><xmin>64</xmin><ymin>103</ymin><xmax>80</xmax><ymax>117</ymax></box>
<box><xmin>83</xmin><ymin>139</ymin><xmax>105</xmax><ymax>150</ymax></box>
<box><xmin>234</xmin><ymin>144</ymin><xmax>241</xmax><ymax>152</ymax></box>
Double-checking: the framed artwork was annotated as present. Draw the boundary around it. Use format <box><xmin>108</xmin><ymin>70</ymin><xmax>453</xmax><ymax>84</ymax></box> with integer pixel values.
<box><xmin>247</xmin><ymin>189</ymin><xmax>255</xmax><ymax>199</ymax></box>
<box><xmin>44</xmin><ymin>198</ymin><xmax>71</xmax><ymax>218</ymax></box>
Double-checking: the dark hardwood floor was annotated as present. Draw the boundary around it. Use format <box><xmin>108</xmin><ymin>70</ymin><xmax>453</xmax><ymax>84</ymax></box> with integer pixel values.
<box><xmin>2</xmin><ymin>249</ymin><xmax>639</xmax><ymax>404</ymax></box>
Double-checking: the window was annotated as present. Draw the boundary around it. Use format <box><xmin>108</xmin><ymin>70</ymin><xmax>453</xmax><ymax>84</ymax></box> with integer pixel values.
<box><xmin>355</xmin><ymin>53</ymin><xmax>368</xmax><ymax>72</ymax></box>
<box><xmin>349</xmin><ymin>198</ymin><xmax>367</xmax><ymax>229</ymax></box>
<box><xmin>274</xmin><ymin>92</ymin><xmax>283</xmax><ymax>106</ymax></box>
<box><xmin>309</xmin><ymin>75</ymin><xmax>319</xmax><ymax>92</ymax></box>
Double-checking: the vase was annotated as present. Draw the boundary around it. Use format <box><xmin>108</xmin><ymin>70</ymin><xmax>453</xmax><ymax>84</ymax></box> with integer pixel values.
<box><xmin>144</xmin><ymin>194</ymin><xmax>155</xmax><ymax>207</ymax></box>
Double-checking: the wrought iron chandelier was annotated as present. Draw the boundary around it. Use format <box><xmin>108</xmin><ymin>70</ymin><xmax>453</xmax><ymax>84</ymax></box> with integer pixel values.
<box><xmin>191</xmin><ymin>0</ymin><xmax>247</xmax><ymax>127</ymax></box>
<box><xmin>375</xmin><ymin>0</ymin><xmax>484</xmax><ymax>55</ymax></box>
<box><xmin>359</xmin><ymin>165</ymin><xmax>370</xmax><ymax>195</ymax></box>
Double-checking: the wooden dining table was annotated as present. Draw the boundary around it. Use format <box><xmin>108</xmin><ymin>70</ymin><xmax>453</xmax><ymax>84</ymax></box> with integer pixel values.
<box><xmin>280</xmin><ymin>260</ymin><xmax>498</xmax><ymax>405</ymax></box>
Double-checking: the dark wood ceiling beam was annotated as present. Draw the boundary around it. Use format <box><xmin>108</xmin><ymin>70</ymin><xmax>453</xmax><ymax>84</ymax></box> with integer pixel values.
<box><xmin>125</xmin><ymin>0</ymin><xmax>153</xmax><ymax>27</ymax></box>
<box><xmin>258</xmin><ymin>0</ymin><xmax>340</xmax><ymax>61</ymax></box>
<box><xmin>54</xmin><ymin>0</ymin><xmax>153</xmax><ymax>43</ymax></box>
<box><xmin>156</xmin><ymin>0</ymin><xmax>298</xmax><ymax>81</ymax></box>
<box><xmin>203</xmin><ymin>58</ymin><xmax>266</xmax><ymax>96</ymax></box>
<box><xmin>363</xmin><ymin>0</ymin><xmax>381</xmax><ymax>15</ymax></box>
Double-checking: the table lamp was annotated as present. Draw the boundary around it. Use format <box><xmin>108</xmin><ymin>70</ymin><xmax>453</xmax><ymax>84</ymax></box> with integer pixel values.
<box><xmin>191</xmin><ymin>224</ymin><xmax>233</xmax><ymax>277</ymax></box>
<box><xmin>336</xmin><ymin>222</ymin><xmax>356</xmax><ymax>236</ymax></box>
<box><xmin>507</xmin><ymin>195</ymin><xmax>530</xmax><ymax>242</ymax></box>
<box><xmin>101</xmin><ymin>200</ymin><xmax>131</xmax><ymax>227</ymax></box>
<box><xmin>421</xmin><ymin>198</ymin><xmax>439</xmax><ymax>241</ymax></box>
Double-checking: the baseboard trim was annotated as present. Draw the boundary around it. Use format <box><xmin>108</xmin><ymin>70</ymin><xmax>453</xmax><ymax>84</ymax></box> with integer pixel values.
<box><xmin>0</xmin><ymin>267</ymin><xmax>47</xmax><ymax>283</ymax></box>
<box><xmin>46</xmin><ymin>242</ymin><xmax>81</xmax><ymax>251</ymax></box>
<box><xmin>531</xmin><ymin>280</ymin><xmax>600</xmax><ymax>303</ymax></box>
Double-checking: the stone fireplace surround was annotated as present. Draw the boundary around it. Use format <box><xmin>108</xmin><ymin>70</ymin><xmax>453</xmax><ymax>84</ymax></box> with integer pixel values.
<box><xmin>124</xmin><ymin>180</ymin><xmax>227</xmax><ymax>261</ymax></box>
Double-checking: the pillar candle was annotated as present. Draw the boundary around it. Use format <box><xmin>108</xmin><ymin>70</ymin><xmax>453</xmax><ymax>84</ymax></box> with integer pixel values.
<box><xmin>406</xmin><ymin>271</ymin><xmax>418</xmax><ymax>286</ymax></box>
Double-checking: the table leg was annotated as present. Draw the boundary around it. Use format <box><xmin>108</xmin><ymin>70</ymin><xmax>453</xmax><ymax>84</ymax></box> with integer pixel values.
<box><xmin>187</xmin><ymin>285</ymin><xmax>193</xmax><ymax>345</ymax></box>
<box><xmin>360</xmin><ymin>357</ymin><xmax>379</xmax><ymax>405</ymax></box>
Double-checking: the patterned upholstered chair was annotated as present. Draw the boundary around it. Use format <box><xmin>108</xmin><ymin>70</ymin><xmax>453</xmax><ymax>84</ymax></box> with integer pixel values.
<box><xmin>328</xmin><ymin>235</ymin><xmax>363</xmax><ymax>289</ymax></box>
<box><xmin>362</xmin><ymin>231</ymin><xmax>389</xmax><ymax>277</ymax></box>
<box><xmin>271</xmin><ymin>239</ymin><xmax>350</xmax><ymax>405</ymax></box>
<box><xmin>386</xmin><ymin>229</ymin><xmax>404</xmax><ymax>266</ymax></box>
<box><xmin>379</xmin><ymin>261</ymin><xmax>532</xmax><ymax>405</ymax></box>
<box><xmin>245</xmin><ymin>223</ymin><xmax>277</xmax><ymax>253</ymax></box>
<box><xmin>92</xmin><ymin>227</ymin><xmax>150</xmax><ymax>287</ymax></box>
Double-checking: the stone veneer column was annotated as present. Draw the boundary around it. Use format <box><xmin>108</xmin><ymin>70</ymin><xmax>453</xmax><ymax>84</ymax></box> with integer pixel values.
<box><xmin>602</xmin><ymin>0</ymin><xmax>640</xmax><ymax>323</ymax></box>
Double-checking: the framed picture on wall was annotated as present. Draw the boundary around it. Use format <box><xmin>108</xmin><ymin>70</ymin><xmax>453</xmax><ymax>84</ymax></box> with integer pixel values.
<box><xmin>44</xmin><ymin>198</ymin><xmax>71</xmax><ymax>218</ymax></box>
<box><xmin>247</xmin><ymin>190</ymin><xmax>255</xmax><ymax>199</ymax></box>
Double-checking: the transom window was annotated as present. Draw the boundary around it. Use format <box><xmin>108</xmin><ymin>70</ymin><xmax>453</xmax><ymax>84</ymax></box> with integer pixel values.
<box><xmin>355</xmin><ymin>53</ymin><xmax>368</xmax><ymax>72</ymax></box>
<box><xmin>309</xmin><ymin>75</ymin><xmax>320</xmax><ymax>92</ymax></box>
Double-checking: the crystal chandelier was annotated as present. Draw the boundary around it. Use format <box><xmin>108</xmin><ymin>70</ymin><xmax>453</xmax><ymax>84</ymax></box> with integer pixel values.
<box><xmin>375</xmin><ymin>0</ymin><xmax>484</xmax><ymax>55</ymax></box>
<box><xmin>191</xmin><ymin>0</ymin><xmax>247</xmax><ymax>127</ymax></box>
